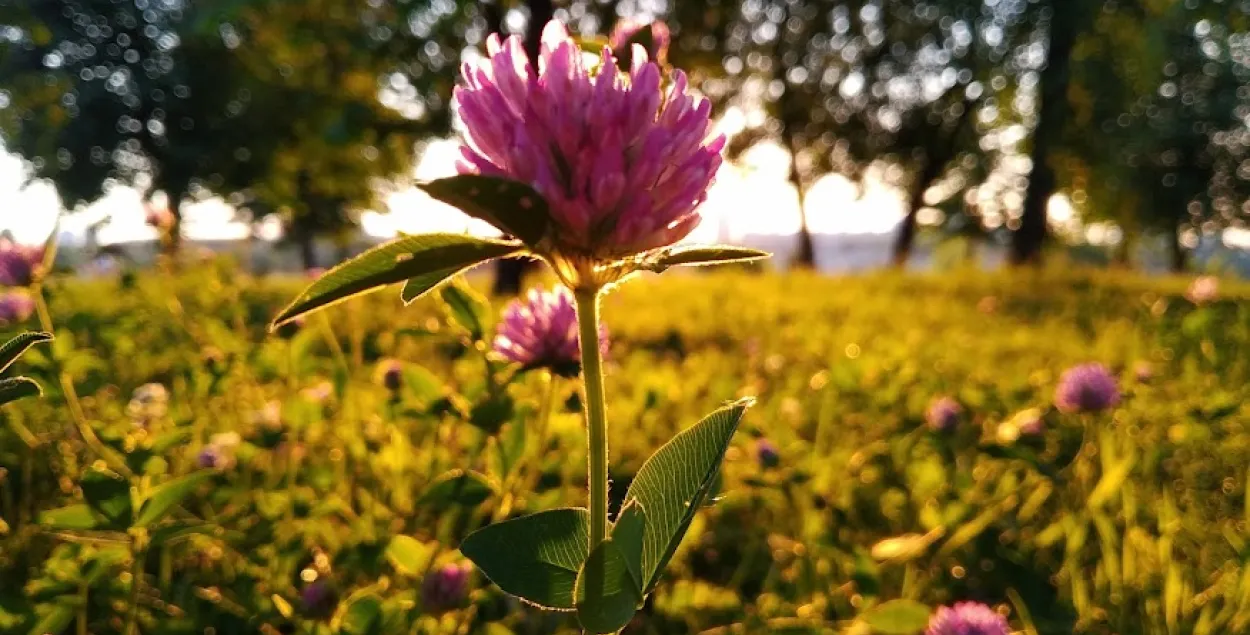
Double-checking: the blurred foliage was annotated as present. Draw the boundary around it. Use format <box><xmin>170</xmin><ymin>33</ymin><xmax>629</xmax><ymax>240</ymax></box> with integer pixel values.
<box><xmin>1</xmin><ymin>262</ymin><xmax>1248</xmax><ymax>633</ymax></box>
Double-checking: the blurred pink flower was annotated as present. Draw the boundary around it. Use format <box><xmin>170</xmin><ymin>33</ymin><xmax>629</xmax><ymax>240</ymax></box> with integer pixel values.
<box><xmin>1185</xmin><ymin>276</ymin><xmax>1218</xmax><ymax>305</ymax></box>
<box><xmin>1054</xmin><ymin>363</ymin><xmax>1120</xmax><ymax>414</ymax></box>
<box><xmin>454</xmin><ymin>21</ymin><xmax>724</xmax><ymax>259</ymax></box>
<box><xmin>0</xmin><ymin>292</ymin><xmax>35</xmax><ymax>326</ymax></box>
<box><xmin>609</xmin><ymin>19</ymin><xmax>671</xmax><ymax>64</ymax></box>
<box><xmin>492</xmin><ymin>285</ymin><xmax>607</xmax><ymax>375</ymax></box>
<box><xmin>0</xmin><ymin>241</ymin><xmax>44</xmax><ymax>287</ymax></box>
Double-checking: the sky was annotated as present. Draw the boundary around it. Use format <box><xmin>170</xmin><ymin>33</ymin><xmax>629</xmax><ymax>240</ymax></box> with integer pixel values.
<box><xmin>0</xmin><ymin>135</ymin><xmax>943</xmax><ymax>248</ymax></box>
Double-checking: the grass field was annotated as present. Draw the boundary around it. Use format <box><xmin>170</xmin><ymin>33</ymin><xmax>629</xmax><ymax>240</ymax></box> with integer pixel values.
<box><xmin>2</xmin><ymin>263</ymin><xmax>1248</xmax><ymax>634</ymax></box>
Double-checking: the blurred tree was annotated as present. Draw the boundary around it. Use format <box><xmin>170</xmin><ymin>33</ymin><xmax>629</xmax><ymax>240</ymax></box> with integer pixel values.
<box><xmin>1059</xmin><ymin>2</ymin><xmax>1249</xmax><ymax>271</ymax></box>
<box><xmin>1008</xmin><ymin>2</ymin><xmax>1099</xmax><ymax>266</ymax></box>
<box><xmin>0</xmin><ymin>0</ymin><xmax>255</xmax><ymax>255</ymax></box>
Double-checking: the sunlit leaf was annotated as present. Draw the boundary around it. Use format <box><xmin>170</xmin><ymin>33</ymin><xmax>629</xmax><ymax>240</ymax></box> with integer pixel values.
<box><xmin>418</xmin><ymin>175</ymin><xmax>551</xmax><ymax>246</ymax></box>
<box><xmin>643</xmin><ymin>245</ymin><xmax>771</xmax><ymax>272</ymax></box>
<box><xmin>622</xmin><ymin>398</ymin><xmax>754</xmax><ymax>591</ymax></box>
<box><xmin>0</xmin><ymin>331</ymin><xmax>52</xmax><ymax>374</ymax></box>
<box><xmin>272</xmin><ymin>233</ymin><xmax>522</xmax><ymax>327</ymax></box>
<box><xmin>859</xmin><ymin>599</ymin><xmax>932</xmax><ymax>634</ymax></box>
<box><xmin>575</xmin><ymin>539</ymin><xmax>642</xmax><ymax>634</ymax></box>
<box><xmin>460</xmin><ymin>508</ymin><xmax>590</xmax><ymax>610</ymax></box>
<box><xmin>0</xmin><ymin>377</ymin><xmax>42</xmax><ymax>407</ymax></box>
<box><xmin>135</xmin><ymin>471</ymin><xmax>214</xmax><ymax>527</ymax></box>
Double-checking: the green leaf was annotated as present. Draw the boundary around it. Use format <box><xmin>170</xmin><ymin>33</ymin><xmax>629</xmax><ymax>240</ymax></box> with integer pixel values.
<box><xmin>337</xmin><ymin>593</ymin><xmax>382</xmax><ymax>635</ymax></box>
<box><xmin>385</xmin><ymin>535</ymin><xmax>435</xmax><ymax>577</ymax></box>
<box><xmin>0</xmin><ymin>377</ymin><xmax>42</xmax><ymax>407</ymax></box>
<box><xmin>27</xmin><ymin>602</ymin><xmax>75</xmax><ymax>635</ymax></box>
<box><xmin>859</xmin><ymin>599</ymin><xmax>933</xmax><ymax>635</ymax></box>
<box><xmin>39</xmin><ymin>505</ymin><xmax>100</xmax><ymax>530</ymax></box>
<box><xmin>439</xmin><ymin>280</ymin><xmax>490</xmax><ymax>341</ymax></box>
<box><xmin>80</xmin><ymin>467</ymin><xmax>132</xmax><ymax>528</ymax></box>
<box><xmin>575</xmin><ymin>539</ymin><xmax>642</xmax><ymax>634</ymax></box>
<box><xmin>496</xmin><ymin>420</ymin><xmax>527</xmax><ymax>479</ymax></box>
<box><xmin>623</xmin><ymin>398</ymin><xmax>754</xmax><ymax>591</ymax></box>
<box><xmin>470</xmin><ymin>394</ymin><xmax>515</xmax><ymax>434</ymax></box>
<box><xmin>271</xmin><ymin>233</ymin><xmax>522</xmax><ymax>327</ymax></box>
<box><xmin>0</xmin><ymin>332</ymin><xmax>52</xmax><ymax>374</ymax></box>
<box><xmin>418</xmin><ymin>175</ymin><xmax>551</xmax><ymax>246</ymax></box>
<box><xmin>611</xmin><ymin>501</ymin><xmax>647</xmax><ymax>593</ymax></box>
<box><xmin>134</xmin><ymin>471</ymin><xmax>214</xmax><ymax>527</ymax></box>
<box><xmin>460</xmin><ymin>508</ymin><xmax>590</xmax><ymax>610</ymax></box>
<box><xmin>417</xmin><ymin>470</ymin><xmax>496</xmax><ymax>509</ymax></box>
<box><xmin>644</xmin><ymin>245</ymin><xmax>771</xmax><ymax>272</ymax></box>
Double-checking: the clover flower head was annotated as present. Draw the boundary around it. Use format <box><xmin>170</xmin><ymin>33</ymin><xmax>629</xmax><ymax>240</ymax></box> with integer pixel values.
<box><xmin>493</xmin><ymin>285</ymin><xmax>607</xmax><ymax>375</ymax></box>
<box><xmin>926</xmin><ymin>397</ymin><xmax>962</xmax><ymax>432</ymax></box>
<box><xmin>926</xmin><ymin>601</ymin><xmax>1010</xmax><ymax>635</ymax></box>
<box><xmin>1054</xmin><ymin>363</ymin><xmax>1120</xmax><ymax>414</ymax></box>
<box><xmin>454</xmin><ymin>20</ymin><xmax>724</xmax><ymax>263</ymax></box>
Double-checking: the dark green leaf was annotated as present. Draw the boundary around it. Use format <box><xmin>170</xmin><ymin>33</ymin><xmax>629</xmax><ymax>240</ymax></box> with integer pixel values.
<box><xmin>80</xmin><ymin>467</ymin><xmax>132</xmax><ymax>528</ymax></box>
<box><xmin>0</xmin><ymin>377</ymin><xmax>42</xmax><ymax>407</ymax></box>
<box><xmin>859</xmin><ymin>599</ymin><xmax>933</xmax><ymax>635</ymax></box>
<box><xmin>135</xmin><ymin>471</ymin><xmax>214</xmax><ymax>527</ymax></box>
<box><xmin>418</xmin><ymin>175</ymin><xmax>551</xmax><ymax>246</ymax></box>
<box><xmin>0</xmin><ymin>332</ymin><xmax>52</xmax><ymax>374</ymax></box>
<box><xmin>459</xmin><ymin>508</ymin><xmax>590</xmax><ymax>610</ymax></box>
<box><xmin>150</xmin><ymin>523</ymin><xmax>223</xmax><ymax>546</ymax></box>
<box><xmin>470</xmin><ymin>394</ymin><xmax>515</xmax><ymax>434</ymax></box>
<box><xmin>644</xmin><ymin>245</ymin><xmax>771</xmax><ymax>272</ymax></box>
<box><xmin>623</xmin><ymin>398</ymin><xmax>754</xmax><ymax>591</ymax></box>
<box><xmin>39</xmin><ymin>505</ymin><xmax>100</xmax><ymax>530</ymax></box>
<box><xmin>27</xmin><ymin>602</ymin><xmax>75</xmax><ymax>635</ymax></box>
<box><xmin>417</xmin><ymin>470</ymin><xmax>496</xmax><ymax>509</ymax></box>
<box><xmin>439</xmin><ymin>280</ymin><xmax>490</xmax><ymax>340</ymax></box>
<box><xmin>271</xmin><ymin>233</ymin><xmax>522</xmax><ymax>327</ymax></box>
<box><xmin>611</xmin><ymin>501</ymin><xmax>647</xmax><ymax>594</ymax></box>
<box><xmin>575</xmin><ymin>539</ymin><xmax>642</xmax><ymax>634</ymax></box>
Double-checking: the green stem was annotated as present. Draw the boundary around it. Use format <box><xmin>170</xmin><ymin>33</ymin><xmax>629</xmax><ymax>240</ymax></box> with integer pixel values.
<box><xmin>77</xmin><ymin>581</ymin><xmax>88</xmax><ymax>635</ymax></box>
<box><xmin>126</xmin><ymin>545</ymin><xmax>145</xmax><ymax>635</ymax></box>
<box><xmin>574</xmin><ymin>289</ymin><xmax>609</xmax><ymax>550</ymax></box>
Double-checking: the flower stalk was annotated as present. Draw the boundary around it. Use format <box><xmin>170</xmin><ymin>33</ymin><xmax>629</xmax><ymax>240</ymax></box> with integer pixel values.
<box><xmin>575</xmin><ymin>288</ymin><xmax>610</xmax><ymax>550</ymax></box>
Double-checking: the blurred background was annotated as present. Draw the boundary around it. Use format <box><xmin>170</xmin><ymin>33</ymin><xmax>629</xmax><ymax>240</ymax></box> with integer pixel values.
<box><xmin>1</xmin><ymin>0</ymin><xmax>1248</xmax><ymax>284</ymax></box>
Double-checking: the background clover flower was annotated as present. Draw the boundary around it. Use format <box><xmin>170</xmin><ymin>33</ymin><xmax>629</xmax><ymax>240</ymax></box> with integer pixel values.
<box><xmin>454</xmin><ymin>20</ymin><xmax>725</xmax><ymax>259</ymax></box>
<box><xmin>609</xmin><ymin>19</ymin><xmax>671</xmax><ymax>66</ymax></box>
<box><xmin>755</xmin><ymin>438</ymin><xmax>780</xmax><ymax>469</ymax></box>
<box><xmin>926</xmin><ymin>396</ymin><xmax>962</xmax><ymax>432</ymax></box>
<box><xmin>492</xmin><ymin>286</ymin><xmax>607</xmax><ymax>375</ymax></box>
<box><xmin>422</xmin><ymin>562</ymin><xmax>471</xmax><ymax>612</ymax></box>
<box><xmin>0</xmin><ymin>241</ymin><xmax>44</xmax><ymax>287</ymax></box>
<box><xmin>926</xmin><ymin>602</ymin><xmax>1010</xmax><ymax>635</ymax></box>
<box><xmin>376</xmin><ymin>359</ymin><xmax>403</xmax><ymax>392</ymax></box>
<box><xmin>1054</xmin><ymin>363</ymin><xmax>1121</xmax><ymax>413</ymax></box>
<box><xmin>0</xmin><ymin>292</ymin><xmax>35</xmax><ymax>326</ymax></box>
<box><xmin>1185</xmin><ymin>275</ymin><xmax>1219</xmax><ymax>304</ymax></box>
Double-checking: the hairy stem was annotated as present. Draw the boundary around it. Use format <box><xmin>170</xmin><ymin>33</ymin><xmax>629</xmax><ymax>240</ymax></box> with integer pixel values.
<box><xmin>574</xmin><ymin>288</ymin><xmax>609</xmax><ymax>551</ymax></box>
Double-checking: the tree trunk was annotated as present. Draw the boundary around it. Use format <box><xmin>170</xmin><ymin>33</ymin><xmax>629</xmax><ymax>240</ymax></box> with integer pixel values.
<box><xmin>1010</xmin><ymin>11</ymin><xmax>1081</xmax><ymax>266</ymax></box>
<box><xmin>892</xmin><ymin>159</ymin><xmax>941</xmax><ymax>268</ymax></box>
<box><xmin>492</xmin><ymin>0</ymin><xmax>552</xmax><ymax>296</ymax></box>
<box><xmin>298</xmin><ymin>232</ymin><xmax>318</xmax><ymax>271</ymax></box>
<box><xmin>1169</xmin><ymin>225</ymin><xmax>1187</xmax><ymax>273</ymax></box>
<box><xmin>785</xmin><ymin>165</ymin><xmax>816</xmax><ymax>269</ymax></box>
<box><xmin>1113</xmin><ymin>229</ymin><xmax>1135</xmax><ymax>268</ymax></box>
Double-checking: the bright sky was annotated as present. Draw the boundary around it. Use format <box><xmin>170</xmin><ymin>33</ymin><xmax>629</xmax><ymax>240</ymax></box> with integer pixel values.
<box><xmin>0</xmin><ymin>131</ymin><xmax>920</xmax><ymax>248</ymax></box>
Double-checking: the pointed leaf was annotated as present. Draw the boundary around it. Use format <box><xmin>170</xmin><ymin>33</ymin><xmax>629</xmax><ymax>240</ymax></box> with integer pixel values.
<box><xmin>460</xmin><ymin>508</ymin><xmax>590</xmax><ymax>610</ymax></box>
<box><xmin>0</xmin><ymin>332</ymin><xmax>52</xmax><ymax>374</ymax></box>
<box><xmin>419</xmin><ymin>175</ymin><xmax>551</xmax><ymax>246</ymax></box>
<box><xmin>135</xmin><ymin>471</ymin><xmax>214</xmax><ymax>527</ymax></box>
<box><xmin>80</xmin><ymin>467</ymin><xmax>133</xmax><ymax>528</ymax></box>
<box><xmin>439</xmin><ymin>280</ymin><xmax>490</xmax><ymax>340</ymax></box>
<box><xmin>575</xmin><ymin>539</ymin><xmax>642</xmax><ymax>634</ymax></box>
<box><xmin>385</xmin><ymin>535</ymin><xmax>436</xmax><ymax>577</ymax></box>
<box><xmin>623</xmin><ymin>398</ymin><xmax>753</xmax><ymax>591</ymax></box>
<box><xmin>27</xmin><ymin>602</ymin><xmax>75</xmax><ymax>635</ymax></box>
<box><xmin>859</xmin><ymin>599</ymin><xmax>933</xmax><ymax>635</ymax></box>
<box><xmin>272</xmin><ymin>233</ymin><xmax>522</xmax><ymax>327</ymax></box>
<box><xmin>0</xmin><ymin>377</ymin><xmax>42</xmax><ymax>406</ymax></box>
<box><xmin>611</xmin><ymin>501</ymin><xmax>647</xmax><ymax>594</ymax></box>
<box><xmin>337</xmin><ymin>593</ymin><xmax>383</xmax><ymax>635</ymax></box>
<box><xmin>644</xmin><ymin>245</ymin><xmax>771</xmax><ymax>272</ymax></box>
<box><xmin>39</xmin><ymin>504</ymin><xmax>100</xmax><ymax>530</ymax></box>
<box><xmin>417</xmin><ymin>470</ymin><xmax>496</xmax><ymax>509</ymax></box>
